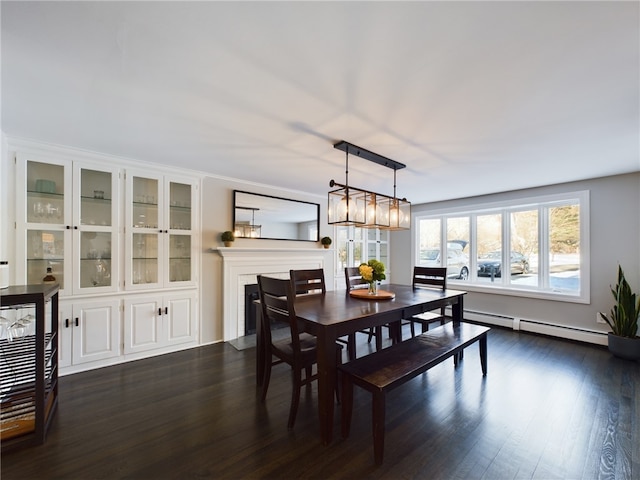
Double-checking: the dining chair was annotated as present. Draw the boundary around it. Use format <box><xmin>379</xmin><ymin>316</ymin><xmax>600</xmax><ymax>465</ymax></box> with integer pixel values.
<box><xmin>257</xmin><ymin>274</ymin><xmax>341</xmax><ymax>430</ymax></box>
<box><xmin>290</xmin><ymin>268</ymin><xmax>357</xmax><ymax>361</ymax></box>
<box><xmin>344</xmin><ymin>267</ymin><xmax>387</xmax><ymax>351</ymax></box>
<box><xmin>408</xmin><ymin>266</ymin><xmax>448</xmax><ymax>336</ymax></box>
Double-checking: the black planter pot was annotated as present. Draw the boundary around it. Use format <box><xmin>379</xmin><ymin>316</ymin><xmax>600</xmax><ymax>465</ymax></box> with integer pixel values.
<box><xmin>608</xmin><ymin>333</ymin><xmax>640</xmax><ymax>361</ymax></box>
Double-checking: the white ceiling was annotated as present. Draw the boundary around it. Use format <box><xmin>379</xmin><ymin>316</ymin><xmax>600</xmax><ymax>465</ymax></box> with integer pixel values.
<box><xmin>2</xmin><ymin>1</ymin><xmax>638</xmax><ymax>204</ymax></box>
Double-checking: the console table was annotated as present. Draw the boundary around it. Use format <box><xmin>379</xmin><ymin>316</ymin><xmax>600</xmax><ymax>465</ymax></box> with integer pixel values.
<box><xmin>1</xmin><ymin>284</ymin><xmax>59</xmax><ymax>449</ymax></box>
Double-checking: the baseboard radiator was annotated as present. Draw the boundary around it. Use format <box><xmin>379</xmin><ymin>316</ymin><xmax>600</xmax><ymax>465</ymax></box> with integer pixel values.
<box><xmin>460</xmin><ymin>309</ymin><xmax>608</xmax><ymax>346</ymax></box>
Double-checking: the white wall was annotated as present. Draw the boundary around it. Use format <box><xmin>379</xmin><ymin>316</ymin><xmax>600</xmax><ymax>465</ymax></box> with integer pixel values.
<box><xmin>390</xmin><ymin>173</ymin><xmax>640</xmax><ymax>337</ymax></box>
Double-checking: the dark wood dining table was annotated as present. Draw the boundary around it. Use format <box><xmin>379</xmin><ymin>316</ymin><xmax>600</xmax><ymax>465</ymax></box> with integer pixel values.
<box><xmin>256</xmin><ymin>283</ymin><xmax>467</xmax><ymax>445</ymax></box>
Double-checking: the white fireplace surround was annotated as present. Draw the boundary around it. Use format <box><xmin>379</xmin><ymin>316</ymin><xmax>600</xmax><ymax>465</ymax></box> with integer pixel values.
<box><xmin>214</xmin><ymin>247</ymin><xmax>330</xmax><ymax>341</ymax></box>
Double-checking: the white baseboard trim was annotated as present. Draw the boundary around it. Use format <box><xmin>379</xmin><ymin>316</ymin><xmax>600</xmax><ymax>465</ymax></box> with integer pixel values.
<box><xmin>464</xmin><ymin>309</ymin><xmax>608</xmax><ymax>346</ymax></box>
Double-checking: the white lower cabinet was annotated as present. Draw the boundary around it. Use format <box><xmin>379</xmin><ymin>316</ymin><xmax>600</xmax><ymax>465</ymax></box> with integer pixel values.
<box><xmin>58</xmin><ymin>298</ymin><xmax>121</xmax><ymax>369</ymax></box>
<box><xmin>124</xmin><ymin>290</ymin><xmax>197</xmax><ymax>355</ymax></box>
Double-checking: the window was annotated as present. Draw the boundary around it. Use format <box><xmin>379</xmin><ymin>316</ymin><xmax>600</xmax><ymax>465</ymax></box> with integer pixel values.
<box><xmin>415</xmin><ymin>191</ymin><xmax>589</xmax><ymax>302</ymax></box>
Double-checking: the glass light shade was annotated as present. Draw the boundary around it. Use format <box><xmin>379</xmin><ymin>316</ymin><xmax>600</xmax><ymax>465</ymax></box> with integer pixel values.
<box><xmin>387</xmin><ymin>198</ymin><xmax>411</xmax><ymax>230</ymax></box>
<box><xmin>328</xmin><ymin>186</ymin><xmax>366</xmax><ymax>225</ymax></box>
<box><xmin>365</xmin><ymin>194</ymin><xmax>390</xmax><ymax>228</ymax></box>
<box><xmin>234</xmin><ymin>223</ymin><xmax>261</xmax><ymax>238</ymax></box>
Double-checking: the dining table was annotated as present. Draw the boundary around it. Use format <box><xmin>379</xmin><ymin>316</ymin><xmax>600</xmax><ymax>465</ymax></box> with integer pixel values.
<box><xmin>256</xmin><ymin>283</ymin><xmax>467</xmax><ymax>445</ymax></box>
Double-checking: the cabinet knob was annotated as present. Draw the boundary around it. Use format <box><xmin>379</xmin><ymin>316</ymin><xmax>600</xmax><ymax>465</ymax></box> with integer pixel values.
<box><xmin>158</xmin><ymin>307</ymin><xmax>162</xmax><ymax>316</ymax></box>
<box><xmin>165</xmin><ymin>307</ymin><xmax>168</xmax><ymax>315</ymax></box>
<box><xmin>75</xmin><ymin>317</ymin><xmax>79</xmax><ymax>327</ymax></box>
<box><xmin>65</xmin><ymin>318</ymin><xmax>69</xmax><ymax>328</ymax></box>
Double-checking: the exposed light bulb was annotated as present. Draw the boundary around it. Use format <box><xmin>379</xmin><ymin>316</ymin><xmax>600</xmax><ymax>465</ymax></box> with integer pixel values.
<box><xmin>365</xmin><ymin>195</ymin><xmax>378</xmax><ymax>224</ymax></box>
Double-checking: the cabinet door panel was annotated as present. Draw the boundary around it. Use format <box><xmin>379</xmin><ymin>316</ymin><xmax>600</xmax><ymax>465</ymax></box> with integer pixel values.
<box><xmin>73</xmin><ymin>300</ymin><xmax>120</xmax><ymax>364</ymax></box>
<box><xmin>124</xmin><ymin>298</ymin><xmax>163</xmax><ymax>354</ymax></box>
<box><xmin>58</xmin><ymin>304</ymin><xmax>72</xmax><ymax>368</ymax></box>
<box><xmin>165</xmin><ymin>293</ymin><xmax>196</xmax><ymax>345</ymax></box>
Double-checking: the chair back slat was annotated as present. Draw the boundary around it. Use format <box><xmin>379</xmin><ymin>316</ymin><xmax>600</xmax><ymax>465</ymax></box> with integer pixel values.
<box><xmin>257</xmin><ymin>275</ymin><xmax>301</xmax><ymax>352</ymax></box>
<box><xmin>345</xmin><ymin>266</ymin><xmax>368</xmax><ymax>290</ymax></box>
<box><xmin>413</xmin><ymin>267</ymin><xmax>447</xmax><ymax>291</ymax></box>
<box><xmin>290</xmin><ymin>269</ymin><xmax>326</xmax><ymax>295</ymax></box>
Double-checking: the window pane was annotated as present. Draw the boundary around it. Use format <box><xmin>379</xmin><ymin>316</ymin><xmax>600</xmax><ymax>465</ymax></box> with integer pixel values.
<box><xmin>549</xmin><ymin>204</ymin><xmax>580</xmax><ymax>292</ymax></box>
<box><xmin>418</xmin><ymin>218</ymin><xmax>441</xmax><ymax>266</ymax></box>
<box><xmin>477</xmin><ymin>213</ymin><xmax>502</xmax><ymax>283</ymax></box>
<box><xmin>511</xmin><ymin>210</ymin><xmax>538</xmax><ymax>287</ymax></box>
<box><xmin>446</xmin><ymin>217</ymin><xmax>470</xmax><ymax>281</ymax></box>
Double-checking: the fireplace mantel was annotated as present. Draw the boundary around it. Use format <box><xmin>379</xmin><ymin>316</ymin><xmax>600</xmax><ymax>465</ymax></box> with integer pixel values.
<box><xmin>212</xmin><ymin>247</ymin><xmax>332</xmax><ymax>340</ymax></box>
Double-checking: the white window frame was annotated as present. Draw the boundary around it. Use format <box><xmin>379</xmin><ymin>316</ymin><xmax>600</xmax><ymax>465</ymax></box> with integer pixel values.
<box><xmin>413</xmin><ymin>190</ymin><xmax>590</xmax><ymax>303</ymax></box>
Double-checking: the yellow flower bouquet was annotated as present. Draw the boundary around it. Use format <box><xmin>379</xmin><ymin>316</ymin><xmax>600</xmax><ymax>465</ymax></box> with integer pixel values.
<box><xmin>359</xmin><ymin>259</ymin><xmax>386</xmax><ymax>295</ymax></box>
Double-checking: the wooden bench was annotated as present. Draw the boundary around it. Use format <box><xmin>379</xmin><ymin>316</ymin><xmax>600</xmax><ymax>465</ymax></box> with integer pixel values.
<box><xmin>338</xmin><ymin>321</ymin><xmax>490</xmax><ymax>465</ymax></box>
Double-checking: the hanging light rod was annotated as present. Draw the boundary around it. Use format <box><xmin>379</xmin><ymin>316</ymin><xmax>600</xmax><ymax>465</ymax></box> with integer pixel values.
<box><xmin>333</xmin><ymin>140</ymin><xmax>406</xmax><ymax>171</ymax></box>
<box><xmin>328</xmin><ymin>140</ymin><xmax>411</xmax><ymax>230</ymax></box>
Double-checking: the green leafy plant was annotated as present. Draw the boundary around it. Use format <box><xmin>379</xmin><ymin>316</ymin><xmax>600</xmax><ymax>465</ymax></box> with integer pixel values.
<box><xmin>600</xmin><ymin>265</ymin><xmax>640</xmax><ymax>338</ymax></box>
<box><xmin>221</xmin><ymin>231</ymin><xmax>235</xmax><ymax>242</ymax></box>
<box><xmin>359</xmin><ymin>259</ymin><xmax>386</xmax><ymax>283</ymax></box>
<box><xmin>320</xmin><ymin>236</ymin><xmax>332</xmax><ymax>246</ymax></box>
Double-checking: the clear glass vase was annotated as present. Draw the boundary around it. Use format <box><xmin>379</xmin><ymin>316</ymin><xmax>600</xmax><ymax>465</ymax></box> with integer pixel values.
<box><xmin>368</xmin><ymin>281</ymin><xmax>377</xmax><ymax>295</ymax></box>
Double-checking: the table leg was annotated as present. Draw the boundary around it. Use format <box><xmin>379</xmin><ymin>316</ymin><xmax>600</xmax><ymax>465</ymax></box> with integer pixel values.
<box><xmin>452</xmin><ymin>295</ymin><xmax>464</xmax><ymax>326</ymax></box>
<box><xmin>316</xmin><ymin>328</ymin><xmax>336</xmax><ymax>445</ymax></box>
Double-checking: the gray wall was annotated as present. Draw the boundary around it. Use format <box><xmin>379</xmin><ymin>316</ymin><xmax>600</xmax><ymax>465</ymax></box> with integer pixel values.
<box><xmin>390</xmin><ymin>173</ymin><xmax>640</xmax><ymax>334</ymax></box>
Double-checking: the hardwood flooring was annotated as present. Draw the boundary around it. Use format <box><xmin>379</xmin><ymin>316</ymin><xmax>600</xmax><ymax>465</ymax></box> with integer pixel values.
<box><xmin>2</xmin><ymin>326</ymin><xmax>639</xmax><ymax>479</ymax></box>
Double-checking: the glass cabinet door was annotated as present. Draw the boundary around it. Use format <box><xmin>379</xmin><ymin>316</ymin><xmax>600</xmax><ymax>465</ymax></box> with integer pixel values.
<box><xmin>126</xmin><ymin>172</ymin><xmax>195</xmax><ymax>289</ymax></box>
<box><xmin>169</xmin><ymin>234</ymin><xmax>191</xmax><ymax>283</ymax></box>
<box><xmin>129</xmin><ymin>175</ymin><xmax>161</xmax><ymax>288</ymax></box>
<box><xmin>76</xmin><ymin>167</ymin><xmax>118</xmax><ymax>293</ymax></box>
<box><xmin>26</xmin><ymin>229</ymin><xmax>65</xmax><ymax>288</ymax></box>
<box><xmin>79</xmin><ymin>169</ymin><xmax>113</xmax><ymax>228</ymax></box>
<box><xmin>167</xmin><ymin>181</ymin><xmax>193</xmax><ymax>285</ymax></box>
<box><xmin>24</xmin><ymin>160</ymin><xmax>68</xmax><ymax>289</ymax></box>
<box><xmin>132</xmin><ymin>232</ymin><xmax>158</xmax><ymax>285</ymax></box>
<box><xmin>26</xmin><ymin>161</ymin><xmax>66</xmax><ymax>226</ymax></box>
<box><xmin>168</xmin><ymin>181</ymin><xmax>191</xmax><ymax>231</ymax></box>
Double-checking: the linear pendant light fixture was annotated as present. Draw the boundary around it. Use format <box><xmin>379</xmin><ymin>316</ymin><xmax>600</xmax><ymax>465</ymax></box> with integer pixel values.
<box><xmin>234</xmin><ymin>207</ymin><xmax>262</xmax><ymax>238</ymax></box>
<box><xmin>328</xmin><ymin>141</ymin><xmax>411</xmax><ymax>230</ymax></box>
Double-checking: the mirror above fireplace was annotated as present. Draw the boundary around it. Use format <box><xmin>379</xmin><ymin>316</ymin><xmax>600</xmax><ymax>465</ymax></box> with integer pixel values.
<box><xmin>232</xmin><ymin>190</ymin><xmax>320</xmax><ymax>242</ymax></box>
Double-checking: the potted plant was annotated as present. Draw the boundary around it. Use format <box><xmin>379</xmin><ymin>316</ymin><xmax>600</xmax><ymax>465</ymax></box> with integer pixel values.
<box><xmin>320</xmin><ymin>236</ymin><xmax>332</xmax><ymax>249</ymax></box>
<box><xmin>221</xmin><ymin>231</ymin><xmax>235</xmax><ymax>247</ymax></box>
<box><xmin>599</xmin><ymin>265</ymin><xmax>640</xmax><ymax>361</ymax></box>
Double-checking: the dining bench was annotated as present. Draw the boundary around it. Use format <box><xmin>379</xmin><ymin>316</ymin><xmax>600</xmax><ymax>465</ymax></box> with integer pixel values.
<box><xmin>338</xmin><ymin>321</ymin><xmax>490</xmax><ymax>465</ymax></box>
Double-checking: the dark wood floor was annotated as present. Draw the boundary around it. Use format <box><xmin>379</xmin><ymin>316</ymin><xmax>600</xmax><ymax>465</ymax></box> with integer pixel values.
<box><xmin>2</xmin><ymin>326</ymin><xmax>639</xmax><ymax>479</ymax></box>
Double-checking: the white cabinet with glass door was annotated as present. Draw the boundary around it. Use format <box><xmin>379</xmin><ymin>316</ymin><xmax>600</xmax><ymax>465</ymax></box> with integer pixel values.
<box><xmin>366</xmin><ymin>228</ymin><xmax>389</xmax><ymax>273</ymax></box>
<box><xmin>335</xmin><ymin>226</ymin><xmax>389</xmax><ymax>288</ymax></box>
<box><xmin>123</xmin><ymin>291</ymin><xmax>197</xmax><ymax>355</ymax></box>
<box><xmin>125</xmin><ymin>171</ymin><xmax>197</xmax><ymax>290</ymax></box>
<box><xmin>16</xmin><ymin>154</ymin><xmax>120</xmax><ymax>295</ymax></box>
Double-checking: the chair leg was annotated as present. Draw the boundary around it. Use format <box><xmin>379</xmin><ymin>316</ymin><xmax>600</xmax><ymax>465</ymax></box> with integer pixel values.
<box><xmin>260</xmin><ymin>357</ymin><xmax>272</xmax><ymax>403</ymax></box>
<box><xmin>335</xmin><ymin>347</ymin><xmax>342</xmax><ymax>404</ymax></box>
<box><xmin>305</xmin><ymin>365</ymin><xmax>313</xmax><ymax>389</ymax></box>
<box><xmin>372</xmin><ymin>391</ymin><xmax>386</xmax><ymax>465</ymax></box>
<box><xmin>367</xmin><ymin>327</ymin><xmax>374</xmax><ymax>343</ymax></box>
<box><xmin>374</xmin><ymin>326</ymin><xmax>383</xmax><ymax>351</ymax></box>
<box><xmin>341</xmin><ymin>373</ymin><xmax>354</xmax><ymax>439</ymax></box>
<box><xmin>347</xmin><ymin>334</ymin><xmax>357</xmax><ymax>361</ymax></box>
<box><xmin>288</xmin><ymin>368</ymin><xmax>303</xmax><ymax>430</ymax></box>
<box><xmin>409</xmin><ymin>320</ymin><xmax>416</xmax><ymax>338</ymax></box>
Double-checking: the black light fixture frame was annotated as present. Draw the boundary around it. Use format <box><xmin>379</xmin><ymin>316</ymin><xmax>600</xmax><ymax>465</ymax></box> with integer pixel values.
<box><xmin>328</xmin><ymin>141</ymin><xmax>411</xmax><ymax>229</ymax></box>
